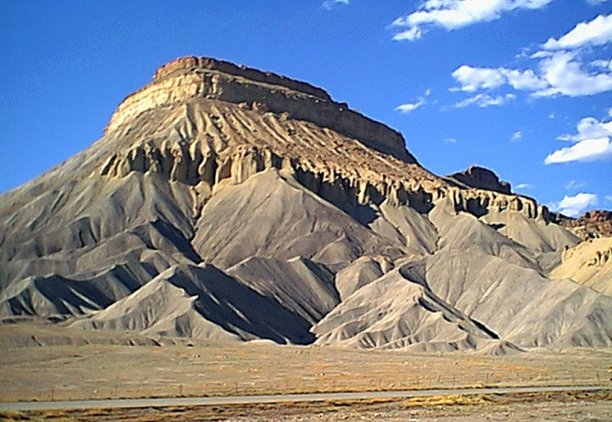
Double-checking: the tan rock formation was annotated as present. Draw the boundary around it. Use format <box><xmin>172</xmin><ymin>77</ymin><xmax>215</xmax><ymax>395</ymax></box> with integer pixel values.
<box><xmin>551</xmin><ymin>237</ymin><xmax>612</xmax><ymax>295</ymax></box>
<box><xmin>99</xmin><ymin>57</ymin><xmax>548</xmax><ymax>224</ymax></box>
<box><xmin>1</xmin><ymin>56</ymin><xmax>608</xmax><ymax>352</ymax></box>
<box><xmin>105</xmin><ymin>56</ymin><xmax>414</xmax><ymax>163</ymax></box>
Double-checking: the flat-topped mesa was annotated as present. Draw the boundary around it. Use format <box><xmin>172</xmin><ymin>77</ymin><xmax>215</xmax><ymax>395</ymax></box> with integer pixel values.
<box><xmin>153</xmin><ymin>56</ymin><xmax>332</xmax><ymax>101</ymax></box>
<box><xmin>106</xmin><ymin>56</ymin><xmax>416</xmax><ymax>163</ymax></box>
<box><xmin>100</xmin><ymin>57</ymin><xmax>551</xmax><ymax>223</ymax></box>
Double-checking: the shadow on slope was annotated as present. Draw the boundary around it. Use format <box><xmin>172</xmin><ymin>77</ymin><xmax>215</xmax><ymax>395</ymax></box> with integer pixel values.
<box><xmin>73</xmin><ymin>263</ymin><xmax>315</xmax><ymax>344</ymax></box>
<box><xmin>228</xmin><ymin>256</ymin><xmax>339</xmax><ymax>324</ymax></box>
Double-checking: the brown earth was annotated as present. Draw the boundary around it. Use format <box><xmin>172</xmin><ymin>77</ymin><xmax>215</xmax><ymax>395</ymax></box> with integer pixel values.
<box><xmin>0</xmin><ymin>321</ymin><xmax>610</xmax><ymax>404</ymax></box>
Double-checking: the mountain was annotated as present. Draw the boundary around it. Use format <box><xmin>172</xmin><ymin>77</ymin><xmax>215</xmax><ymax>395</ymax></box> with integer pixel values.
<box><xmin>1</xmin><ymin>56</ymin><xmax>610</xmax><ymax>352</ymax></box>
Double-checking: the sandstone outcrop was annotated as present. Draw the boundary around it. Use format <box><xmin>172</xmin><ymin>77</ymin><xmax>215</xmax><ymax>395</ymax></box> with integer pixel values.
<box><xmin>447</xmin><ymin>165</ymin><xmax>512</xmax><ymax>194</ymax></box>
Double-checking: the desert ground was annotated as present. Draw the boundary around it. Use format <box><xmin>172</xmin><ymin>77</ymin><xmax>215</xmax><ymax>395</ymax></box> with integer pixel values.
<box><xmin>1</xmin><ymin>320</ymin><xmax>610</xmax><ymax>420</ymax></box>
<box><xmin>3</xmin><ymin>391</ymin><xmax>610</xmax><ymax>421</ymax></box>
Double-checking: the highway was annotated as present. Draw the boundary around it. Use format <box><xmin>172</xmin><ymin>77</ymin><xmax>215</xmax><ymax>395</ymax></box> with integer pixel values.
<box><xmin>1</xmin><ymin>385</ymin><xmax>609</xmax><ymax>412</ymax></box>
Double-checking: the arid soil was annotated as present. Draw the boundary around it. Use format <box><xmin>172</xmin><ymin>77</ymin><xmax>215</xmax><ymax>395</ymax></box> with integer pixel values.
<box><xmin>2</xmin><ymin>391</ymin><xmax>610</xmax><ymax>421</ymax></box>
<box><xmin>0</xmin><ymin>322</ymin><xmax>610</xmax><ymax>404</ymax></box>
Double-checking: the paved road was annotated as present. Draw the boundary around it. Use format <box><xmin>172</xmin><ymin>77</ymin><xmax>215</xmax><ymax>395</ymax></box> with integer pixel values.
<box><xmin>1</xmin><ymin>385</ymin><xmax>609</xmax><ymax>412</ymax></box>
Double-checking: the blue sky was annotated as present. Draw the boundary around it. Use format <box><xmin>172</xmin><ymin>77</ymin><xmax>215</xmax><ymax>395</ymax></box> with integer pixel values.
<box><xmin>1</xmin><ymin>0</ymin><xmax>610</xmax><ymax>216</ymax></box>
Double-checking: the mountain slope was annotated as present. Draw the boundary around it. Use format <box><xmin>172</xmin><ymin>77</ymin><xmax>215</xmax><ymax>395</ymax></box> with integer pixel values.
<box><xmin>0</xmin><ymin>56</ymin><xmax>609</xmax><ymax>352</ymax></box>
<box><xmin>73</xmin><ymin>263</ymin><xmax>315</xmax><ymax>344</ymax></box>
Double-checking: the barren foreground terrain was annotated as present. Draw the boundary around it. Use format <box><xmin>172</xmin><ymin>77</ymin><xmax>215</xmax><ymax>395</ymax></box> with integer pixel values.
<box><xmin>1</xmin><ymin>322</ymin><xmax>610</xmax><ymax>409</ymax></box>
<box><xmin>3</xmin><ymin>390</ymin><xmax>610</xmax><ymax>421</ymax></box>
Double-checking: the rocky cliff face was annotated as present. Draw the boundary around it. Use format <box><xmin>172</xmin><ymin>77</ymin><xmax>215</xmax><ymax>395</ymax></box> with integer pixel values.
<box><xmin>560</xmin><ymin>210</ymin><xmax>612</xmax><ymax>240</ymax></box>
<box><xmin>447</xmin><ymin>165</ymin><xmax>512</xmax><ymax>195</ymax></box>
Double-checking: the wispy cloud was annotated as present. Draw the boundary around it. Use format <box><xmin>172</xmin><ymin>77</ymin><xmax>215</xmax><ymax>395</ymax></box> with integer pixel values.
<box><xmin>592</xmin><ymin>59</ymin><xmax>612</xmax><ymax>70</ymax></box>
<box><xmin>443</xmin><ymin>138</ymin><xmax>457</xmax><ymax>144</ymax></box>
<box><xmin>545</xmin><ymin>116</ymin><xmax>612</xmax><ymax>164</ymax></box>
<box><xmin>322</xmin><ymin>0</ymin><xmax>349</xmax><ymax>10</ymax></box>
<box><xmin>395</xmin><ymin>99</ymin><xmax>426</xmax><ymax>113</ymax></box>
<box><xmin>566</xmin><ymin>180</ymin><xmax>587</xmax><ymax>190</ymax></box>
<box><xmin>586</xmin><ymin>0</ymin><xmax>608</xmax><ymax>5</ymax></box>
<box><xmin>454</xmin><ymin>93</ymin><xmax>515</xmax><ymax>108</ymax></box>
<box><xmin>391</xmin><ymin>0</ymin><xmax>554</xmax><ymax>42</ymax></box>
<box><xmin>516</xmin><ymin>183</ymin><xmax>534</xmax><ymax>190</ymax></box>
<box><xmin>395</xmin><ymin>89</ymin><xmax>431</xmax><ymax>114</ymax></box>
<box><xmin>450</xmin><ymin>14</ymin><xmax>612</xmax><ymax>98</ymax></box>
<box><xmin>549</xmin><ymin>193</ymin><xmax>598</xmax><ymax>217</ymax></box>
<box><xmin>511</xmin><ymin>130</ymin><xmax>523</xmax><ymax>142</ymax></box>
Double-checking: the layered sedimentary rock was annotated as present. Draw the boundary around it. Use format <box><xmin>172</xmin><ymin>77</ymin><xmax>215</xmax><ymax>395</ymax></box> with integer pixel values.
<box><xmin>106</xmin><ymin>56</ymin><xmax>414</xmax><ymax>163</ymax></box>
<box><xmin>0</xmin><ymin>56</ymin><xmax>609</xmax><ymax>352</ymax></box>
<box><xmin>97</xmin><ymin>57</ymin><xmax>546</xmax><ymax>224</ymax></box>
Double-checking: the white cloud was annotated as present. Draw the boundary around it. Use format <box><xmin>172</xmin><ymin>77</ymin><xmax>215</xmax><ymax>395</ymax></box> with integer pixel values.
<box><xmin>452</xmin><ymin>52</ymin><xmax>612</xmax><ymax>98</ymax></box>
<box><xmin>395</xmin><ymin>99</ymin><xmax>426</xmax><ymax>113</ymax></box>
<box><xmin>546</xmin><ymin>116</ymin><xmax>612</xmax><ymax>164</ymax></box>
<box><xmin>511</xmin><ymin>130</ymin><xmax>523</xmax><ymax>141</ymax></box>
<box><xmin>533</xmin><ymin>51</ymin><xmax>612</xmax><ymax>97</ymax></box>
<box><xmin>549</xmin><ymin>193</ymin><xmax>598</xmax><ymax>217</ymax></box>
<box><xmin>586</xmin><ymin>0</ymin><xmax>608</xmax><ymax>5</ymax></box>
<box><xmin>454</xmin><ymin>93</ymin><xmax>516</xmax><ymax>108</ymax></box>
<box><xmin>451</xmin><ymin>65</ymin><xmax>548</xmax><ymax>93</ymax></box>
<box><xmin>443</xmin><ymin>137</ymin><xmax>457</xmax><ymax>143</ymax></box>
<box><xmin>545</xmin><ymin>137</ymin><xmax>612</xmax><ymax>163</ymax></box>
<box><xmin>322</xmin><ymin>0</ymin><xmax>349</xmax><ymax>10</ymax></box>
<box><xmin>450</xmin><ymin>14</ymin><xmax>612</xmax><ymax>98</ymax></box>
<box><xmin>451</xmin><ymin>65</ymin><xmax>506</xmax><ymax>92</ymax></box>
<box><xmin>542</xmin><ymin>14</ymin><xmax>612</xmax><ymax>50</ymax></box>
<box><xmin>393</xmin><ymin>26</ymin><xmax>423</xmax><ymax>41</ymax></box>
<box><xmin>566</xmin><ymin>180</ymin><xmax>587</xmax><ymax>190</ymax></box>
<box><xmin>503</xmin><ymin>68</ymin><xmax>549</xmax><ymax>90</ymax></box>
<box><xmin>395</xmin><ymin>89</ymin><xmax>431</xmax><ymax>113</ymax></box>
<box><xmin>591</xmin><ymin>58</ymin><xmax>612</xmax><ymax>70</ymax></box>
<box><xmin>392</xmin><ymin>0</ymin><xmax>554</xmax><ymax>41</ymax></box>
<box><xmin>516</xmin><ymin>183</ymin><xmax>534</xmax><ymax>189</ymax></box>
<box><xmin>558</xmin><ymin>116</ymin><xmax>612</xmax><ymax>141</ymax></box>
<box><xmin>606</xmin><ymin>194</ymin><xmax>612</xmax><ymax>202</ymax></box>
